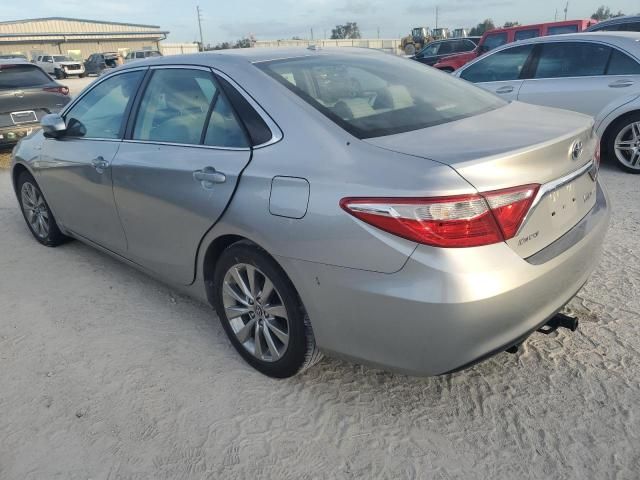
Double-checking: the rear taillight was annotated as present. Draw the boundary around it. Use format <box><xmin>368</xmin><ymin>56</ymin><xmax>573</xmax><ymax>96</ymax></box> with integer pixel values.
<box><xmin>43</xmin><ymin>86</ymin><xmax>69</xmax><ymax>96</ymax></box>
<box><xmin>340</xmin><ymin>184</ymin><xmax>539</xmax><ymax>248</ymax></box>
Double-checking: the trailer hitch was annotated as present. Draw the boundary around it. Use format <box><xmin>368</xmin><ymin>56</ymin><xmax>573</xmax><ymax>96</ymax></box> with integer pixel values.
<box><xmin>505</xmin><ymin>313</ymin><xmax>579</xmax><ymax>354</ymax></box>
<box><xmin>537</xmin><ymin>312</ymin><xmax>579</xmax><ymax>335</ymax></box>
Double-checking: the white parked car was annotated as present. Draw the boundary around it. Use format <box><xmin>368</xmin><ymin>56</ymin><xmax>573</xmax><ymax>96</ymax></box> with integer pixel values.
<box><xmin>124</xmin><ymin>50</ymin><xmax>162</xmax><ymax>63</ymax></box>
<box><xmin>455</xmin><ymin>32</ymin><xmax>640</xmax><ymax>173</ymax></box>
<box><xmin>33</xmin><ymin>55</ymin><xmax>85</xmax><ymax>79</ymax></box>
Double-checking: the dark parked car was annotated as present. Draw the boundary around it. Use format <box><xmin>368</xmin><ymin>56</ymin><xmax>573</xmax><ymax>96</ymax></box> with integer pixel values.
<box><xmin>84</xmin><ymin>52</ymin><xmax>119</xmax><ymax>75</ymax></box>
<box><xmin>0</xmin><ymin>61</ymin><xmax>70</xmax><ymax>146</ymax></box>
<box><xmin>586</xmin><ymin>15</ymin><xmax>640</xmax><ymax>32</ymax></box>
<box><xmin>411</xmin><ymin>37</ymin><xmax>480</xmax><ymax>66</ymax></box>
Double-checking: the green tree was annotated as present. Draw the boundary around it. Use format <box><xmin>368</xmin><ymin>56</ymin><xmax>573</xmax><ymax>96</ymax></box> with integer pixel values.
<box><xmin>330</xmin><ymin>22</ymin><xmax>361</xmax><ymax>39</ymax></box>
<box><xmin>469</xmin><ymin>19</ymin><xmax>496</xmax><ymax>36</ymax></box>
<box><xmin>591</xmin><ymin>5</ymin><xmax>625</xmax><ymax>20</ymax></box>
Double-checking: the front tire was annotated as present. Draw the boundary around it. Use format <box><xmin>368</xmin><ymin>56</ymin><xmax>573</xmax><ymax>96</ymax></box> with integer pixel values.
<box><xmin>605</xmin><ymin>112</ymin><xmax>640</xmax><ymax>174</ymax></box>
<box><xmin>17</xmin><ymin>171</ymin><xmax>67</xmax><ymax>247</ymax></box>
<box><xmin>212</xmin><ymin>241</ymin><xmax>322</xmax><ymax>378</ymax></box>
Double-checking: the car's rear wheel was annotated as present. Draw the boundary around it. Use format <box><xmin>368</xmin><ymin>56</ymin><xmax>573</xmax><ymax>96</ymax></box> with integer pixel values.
<box><xmin>17</xmin><ymin>171</ymin><xmax>67</xmax><ymax>247</ymax></box>
<box><xmin>212</xmin><ymin>241</ymin><xmax>322</xmax><ymax>378</ymax></box>
<box><xmin>606</xmin><ymin>113</ymin><xmax>640</xmax><ymax>174</ymax></box>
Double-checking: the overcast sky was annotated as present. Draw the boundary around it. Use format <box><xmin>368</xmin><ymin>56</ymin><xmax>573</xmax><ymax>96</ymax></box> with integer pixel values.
<box><xmin>6</xmin><ymin>0</ymin><xmax>640</xmax><ymax>44</ymax></box>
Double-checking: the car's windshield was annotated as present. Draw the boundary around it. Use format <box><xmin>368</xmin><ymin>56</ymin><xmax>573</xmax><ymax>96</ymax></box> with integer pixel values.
<box><xmin>0</xmin><ymin>64</ymin><xmax>51</xmax><ymax>89</ymax></box>
<box><xmin>53</xmin><ymin>56</ymin><xmax>72</xmax><ymax>62</ymax></box>
<box><xmin>257</xmin><ymin>53</ymin><xmax>505</xmax><ymax>138</ymax></box>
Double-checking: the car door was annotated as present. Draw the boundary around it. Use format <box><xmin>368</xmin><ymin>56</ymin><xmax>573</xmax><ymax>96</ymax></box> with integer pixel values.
<box><xmin>516</xmin><ymin>41</ymin><xmax>635</xmax><ymax>116</ymax></box>
<box><xmin>414</xmin><ymin>42</ymin><xmax>441</xmax><ymax>65</ymax></box>
<box><xmin>41</xmin><ymin>56</ymin><xmax>54</xmax><ymax>74</ymax></box>
<box><xmin>111</xmin><ymin>66</ymin><xmax>253</xmax><ymax>284</ymax></box>
<box><xmin>458</xmin><ymin>43</ymin><xmax>535</xmax><ymax>101</ymax></box>
<box><xmin>36</xmin><ymin>69</ymin><xmax>145</xmax><ymax>253</ymax></box>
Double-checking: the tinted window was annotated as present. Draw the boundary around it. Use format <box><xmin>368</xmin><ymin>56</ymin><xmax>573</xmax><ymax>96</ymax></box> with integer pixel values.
<box><xmin>460</xmin><ymin>44</ymin><xmax>534</xmax><ymax>83</ymax></box>
<box><xmin>547</xmin><ymin>25</ymin><xmax>579</xmax><ymax>35</ymax></box>
<box><xmin>456</xmin><ymin>40</ymin><xmax>477</xmax><ymax>52</ymax></box>
<box><xmin>53</xmin><ymin>56</ymin><xmax>70</xmax><ymax>62</ymax></box>
<box><xmin>65</xmin><ymin>71</ymin><xmax>143</xmax><ymax>139</ymax></box>
<box><xmin>42</xmin><ymin>56</ymin><xmax>52</xmax><ymax>62</ymax></box>
<box><xmin>515</xmin><ymin>29</ymin><xmax>539</xmax><ymax>41</ymax></box>
<box><xmin>419</xmin><ymin>43</ymin><xmax>440</xmax><ymax>57</ymax></box>
<box><xmin>534</xmin><ymin>42</ymin><xmax>610</xmax><ymax>78</ymax></box>
<box><xmin>134</xmin><ymin>69</ymin><xmax>215</xmax><ymax>144</ymax></box>
<box><xmin>0</xmin><ymin>64</ymin><xmax>52</xmax><ymax>89</ymax></box>
<box><xmin>135</xmin><ymin>52</ymin><xmax>145</xmax><ymax>59</ymax></box>
<box><xmin>481</xmin><ymin>33</ymin><xmax>508</xmax><ymax>53</ymax></box>
<box><xmin>258</xmin><ymin>54</ymin><xmax>505</xmax><ymax>139</ymax></box>
<box><xmin>607</xmin><ymin>49</ymin><xmax>640</xmax><ymax>75</ymax></box>
<box><xmin>203</xmin><ymin>94</ymin><xmax>249</xmax><ymax>148</ymax></box>
<box><xmin>438</xmin><ymin>41</ymin><xmax>454</xmax><ymax>55</ymax></box>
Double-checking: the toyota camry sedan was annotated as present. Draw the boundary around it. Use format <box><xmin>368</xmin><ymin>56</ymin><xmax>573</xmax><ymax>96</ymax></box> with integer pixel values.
<box><xmin>11</xmin><ymin>48</ymin><xmax>610</xmax><ymax>378</ymax></box>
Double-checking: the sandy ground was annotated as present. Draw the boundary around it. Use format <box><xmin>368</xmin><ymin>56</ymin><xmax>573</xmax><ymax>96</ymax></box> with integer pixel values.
<box><xmin>0</xmin><ymin>77</ymin><xmax>95</xmax><ymax>169</ymax></box>
<box><xmin>0</xmin><ymin>161</ymin><xmax>639</xmax><ymax>479</ymax></box>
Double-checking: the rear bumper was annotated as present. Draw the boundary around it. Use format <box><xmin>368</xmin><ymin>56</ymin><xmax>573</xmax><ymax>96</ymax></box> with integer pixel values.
<box><xmin>280</xmin><ymin>181</ymin><xmax>610</xmax><ymax>376</ymax></box>
<box><xmin>0</xmin><ymin>124</ymin><xmax>38</xmax><ymax>146</ymax></box>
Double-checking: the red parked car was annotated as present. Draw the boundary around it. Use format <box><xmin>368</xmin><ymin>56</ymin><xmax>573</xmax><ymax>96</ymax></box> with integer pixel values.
<box><xmin>433</xmin><ymin>19</ymin><xmax>597</xmax><ymax>72</ymax></box>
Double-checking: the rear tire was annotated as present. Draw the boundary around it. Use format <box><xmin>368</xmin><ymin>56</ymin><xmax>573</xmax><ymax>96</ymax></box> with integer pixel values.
<box><xmin>212</xmin><ymin>241</ymin><xmax>322</xmax><ymax>378</ymax></box>
<box><xmin>604</xmin><ymin>112</ymin><xmax>640</xmax><ymax>174</ymax></box>
<box><xmin>17</xmin><ymin>171</ymin><xmax>67</xmax><ymax>247</ymax></box>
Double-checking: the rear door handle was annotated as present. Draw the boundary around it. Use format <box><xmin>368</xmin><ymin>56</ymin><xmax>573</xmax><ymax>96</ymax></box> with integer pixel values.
<box><xmin>609</xmin><ymin>79</ymin><xmax>634</xmax><ymax>88</ymax></box>
<box><xmin>91</xmin><ymin>156</ymin><xmax>109</xmax><ymax>172</ymax></box>
<box><xmin>495</xmin><ymin>85</ymin><xmax>514</xmax><ymax>94</ymax></box>
<box><xmin>193</xmin><ymin>167</ymin><xmax>226</xmax><ymax>188</ymax></box>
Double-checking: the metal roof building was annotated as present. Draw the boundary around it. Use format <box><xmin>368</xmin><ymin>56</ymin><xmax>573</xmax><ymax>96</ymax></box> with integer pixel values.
<box><xmin>0</xmin><ymin>17</ymin><xmax>169</xmax><ymax>60</ymax></box>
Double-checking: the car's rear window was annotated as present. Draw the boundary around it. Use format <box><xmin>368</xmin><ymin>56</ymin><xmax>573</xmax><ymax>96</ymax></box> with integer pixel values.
<box><xmin>0</xmin><ymin>64</ymin><xmax>51</xmax><ymax>89</ymax></box>
<box><xmin>257</xmin><ymin>53</ymin><xmax>504</xmax><ymax>138</ymax></box>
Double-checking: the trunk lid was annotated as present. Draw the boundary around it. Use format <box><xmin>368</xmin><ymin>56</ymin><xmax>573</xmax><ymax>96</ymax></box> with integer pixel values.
<box><xmin>0</xmin><ymin>87</ymin><xmax>67</xmax><ymax>128</ymax></box>
<box><xmin>365</xmin><ymin>101</ymin><xmax>599</xmax><ymax>258</ymax></box>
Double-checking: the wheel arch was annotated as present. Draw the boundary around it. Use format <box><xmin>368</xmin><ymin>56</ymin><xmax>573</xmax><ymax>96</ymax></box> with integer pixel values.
<box><xmin>600</xmin><ymin>109</ymin><xmax>640</xmax><ymax>158</ymax></box>
<box><xmin>11</xmin><ymin>162</ymin><xmax>32</xmax><ymax>194</ymax></box>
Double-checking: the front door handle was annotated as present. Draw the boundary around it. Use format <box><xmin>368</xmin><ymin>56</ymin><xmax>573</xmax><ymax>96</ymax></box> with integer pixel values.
<box><xmin>495</xmin><ymin>85</ymin><xmax>514</xmax><ymax>94</ymax></box>
<box><xmin>609</xmin><ymin>79</ymin><xmax>634</xmax><ymax>88</ymax></box>
<box><xmin>193</xmin><ymin>167</ymin><xmax>226</xmax><ymax>188</ymax></box>
<box><xmin>91</xmin><ymin>156</ymin><xmax>109</xmax><ymax>172</ymax></box>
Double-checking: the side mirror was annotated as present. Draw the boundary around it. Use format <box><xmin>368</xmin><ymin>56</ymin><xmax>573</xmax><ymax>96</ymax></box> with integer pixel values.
<box><xmin>41</xmin><ymin>113</ymin><xmax>66</xmax><ymax>138</ymax></box>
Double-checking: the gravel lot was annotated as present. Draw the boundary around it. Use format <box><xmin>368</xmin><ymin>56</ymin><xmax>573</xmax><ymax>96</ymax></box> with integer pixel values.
<box><xmin>0</xmin><ymin>77</ymin><xmax>94</xmax><ymax>168</ymax></box>
<box><xmin>1</xmin><ymin>160</ymin><xmax>639</xmax><ymax>477</ymax></box>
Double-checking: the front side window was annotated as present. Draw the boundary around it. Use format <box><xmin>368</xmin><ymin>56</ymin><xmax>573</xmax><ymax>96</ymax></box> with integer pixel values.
<box><xmin>480</xmin><ymin>33</ymin><xmax>508</xmax><ymax>53</ymax></box>
<box><xmin>135</xmin><ymin>52</ymin><xmax>145</xmax><ymax>59</ymax></box>
<box><xmin>258</xmin><ymin>54</ymin><xmax>505</xmax><ymax>139</ymax></box>
<box><xmin>437</xmin><ymin>41</ymin><xmax>454</xmax><ymax>56</ymax></box>
<box><xmin>534</xmin><ymin>42</ymin><xmax>610</xmax><ymax>78</ymax></box>
<box><xmin>42</xmin><ymin>56</ymin><xmax>52</xmax><ymax>62</ymax></box>
<box><xmin>133</xmin><ymin>68</ymin><xmax>247</xmax><ymax>147</ymax></box>
<box><xmin>419</xmin><ymin>43</ymin><xmax>440</xmax><ymax>57</ymax></box>
<box><xmin>547</xmin><ymin>25</ymin><xmax>579</xmax><ymax>35</ymax></box>
<box><xmin>460</xmin><ymin>44</ymin><xmax>534</xmax><ymax>83</ymax></box>
<box><xmin>515</xmin><ymin>29</ymin><xmax>539</xmax><ymax>41</ymax></box>
<box><xmin>65</xmin><ymin>70</ymin><xmax>143</xmax><ymax>139</ymax></box>
<box><xmin>607</xmin><ymin>49</ymin><xmax>640</xmax><ymax>75</ymax></box>
<box><xmin>53</xmin><ymin>56</ymin><xmax>70</xmax><ymax>62</ymax></box>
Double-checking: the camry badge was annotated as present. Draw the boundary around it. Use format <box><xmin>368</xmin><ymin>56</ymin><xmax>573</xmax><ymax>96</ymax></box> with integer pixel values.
<box><xmin>571</xmin><ymin>140</ymin><xmax>583</xmax><ymax>160</ymax></box>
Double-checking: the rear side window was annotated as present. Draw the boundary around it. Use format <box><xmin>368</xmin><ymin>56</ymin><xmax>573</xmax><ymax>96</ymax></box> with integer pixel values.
<box><xmin>460</xmin><ymin>44</ymin><xmax>534</xmax><ymax>83</ymax></box>
<box><xmin>0</xmin><ymin>64</ymin><xmax>51</xmax><ymax>89</ymax></box>
<box><xmin>481</xmin><ymin>33</ymin><xmax>508</xmax><ymax>53</ymax></box>
<box><xmin>258</xmin><ymin>53</ymin><xmax>505</xmax><ymax>139</ymax></box>
<box><xmin>133</xmin><ymin>68</ymin><xmax>248</xmax><ymax>147</ymax></box>
<box><xmin>515</xmin><ymin>29</ymin><xmax>539</xmax><ymax>41</ymax></box>
<box><xmin>65</xmin><ymin>71</ymin><xmax>143</xmax><ymax>139</ymax></box>
<box><xmin>607</xmin><ymin>50</ymin><xmax>640</xmax><ymax>75</ymax></box>
<box><xmin>534</xmin><ymin>42</ymin><xmax>610</xmax><ymax>78</ymax></box>
<box><xmin>547</xmin><ymin>25</ymin><xmax>579</xmax><ymax>35</ymax></box>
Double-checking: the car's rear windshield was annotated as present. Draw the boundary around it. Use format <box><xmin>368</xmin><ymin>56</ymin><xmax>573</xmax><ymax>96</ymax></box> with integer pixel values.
<box><xmin>0</xmin><ymin>64</ymin><xmax>51</xmax><ymax>89</ymax></box>
<box><xmin>257</xmin><ymin>53</ymin><xmax>505</xmax><ymax>138</ymax></box>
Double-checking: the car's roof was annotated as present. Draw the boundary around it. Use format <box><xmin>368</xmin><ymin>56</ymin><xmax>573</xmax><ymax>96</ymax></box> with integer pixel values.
<box><xmin>118</xmin><ymin>46</ymin><xmax>386</xmax><ymax>70</ymax></box>
<box><xmin>486</xmin><ymin>31</ymin><xmax>640</xmax><ymax>51</ymax></box>
<box><xmin>587</xmin><ymin>15</ymin><xmax>640</xmax><ymax>29</ymax></box>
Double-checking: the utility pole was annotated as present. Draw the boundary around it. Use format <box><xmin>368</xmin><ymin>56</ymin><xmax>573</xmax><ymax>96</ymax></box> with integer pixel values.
<box><xmin>435</xmin><ymin>6</ymin><xmax>439</xmax><ymax>29</ymax></box>
<box><xmin>310</xmin><ymin>28</ymin><xmax>314</xmax><ymax>40</ymax></box>
<box><xmin>555</xmin><ymin>8</ymin><xmax>558</xmax><ymax>21</ymax></box>
<box><xmin>377</xmin><ymin>26</ymin><xmax>380</xmax><ymax>39</ymax></box>
<box><xmin>564</xmin><ymin>1</ymin><xmax>569</xmax><ymax>21</ymax></box>
<box><xmin>196</xmin><ymin>6</ymin><xmax>204</xmax><ymax>51</ymax></box>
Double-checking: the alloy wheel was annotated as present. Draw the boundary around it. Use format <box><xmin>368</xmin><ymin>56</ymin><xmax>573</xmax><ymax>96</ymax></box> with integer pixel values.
<box><xmin>614</xmin><ymin>121</ymin><xmax>640</xmax><ymax>170</ymax></box>
<box><xmin>21</xmin><ymin>182</ymin><xmax>49</xmax><ymax>239</ymax></box>
<box><xmin>222</xmin><ymin>263</ymin><xmax>290</xmax><ymax>362</ymax></box>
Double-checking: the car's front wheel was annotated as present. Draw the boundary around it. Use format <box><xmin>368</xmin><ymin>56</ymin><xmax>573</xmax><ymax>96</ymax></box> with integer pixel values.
<box><xmin>212</xmin><ymin>241</ymin><xmax>322</xmax><ymax>378</ymax></box>
<box><xmin>606</xmin><ymin>112</ymin><xmax>640</xmax><ymax>174</ymax></box>
<box><xmin>17</xmin><ymin>171</ymin><xmax>67</xmax><ymax>247</ymax></box>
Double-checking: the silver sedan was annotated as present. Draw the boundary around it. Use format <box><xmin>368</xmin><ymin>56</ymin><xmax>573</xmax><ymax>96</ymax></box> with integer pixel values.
<box><xmin>11</xmin><ymin>48</ymin><xmax>610</xmax><ymax>377</ymax></box>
